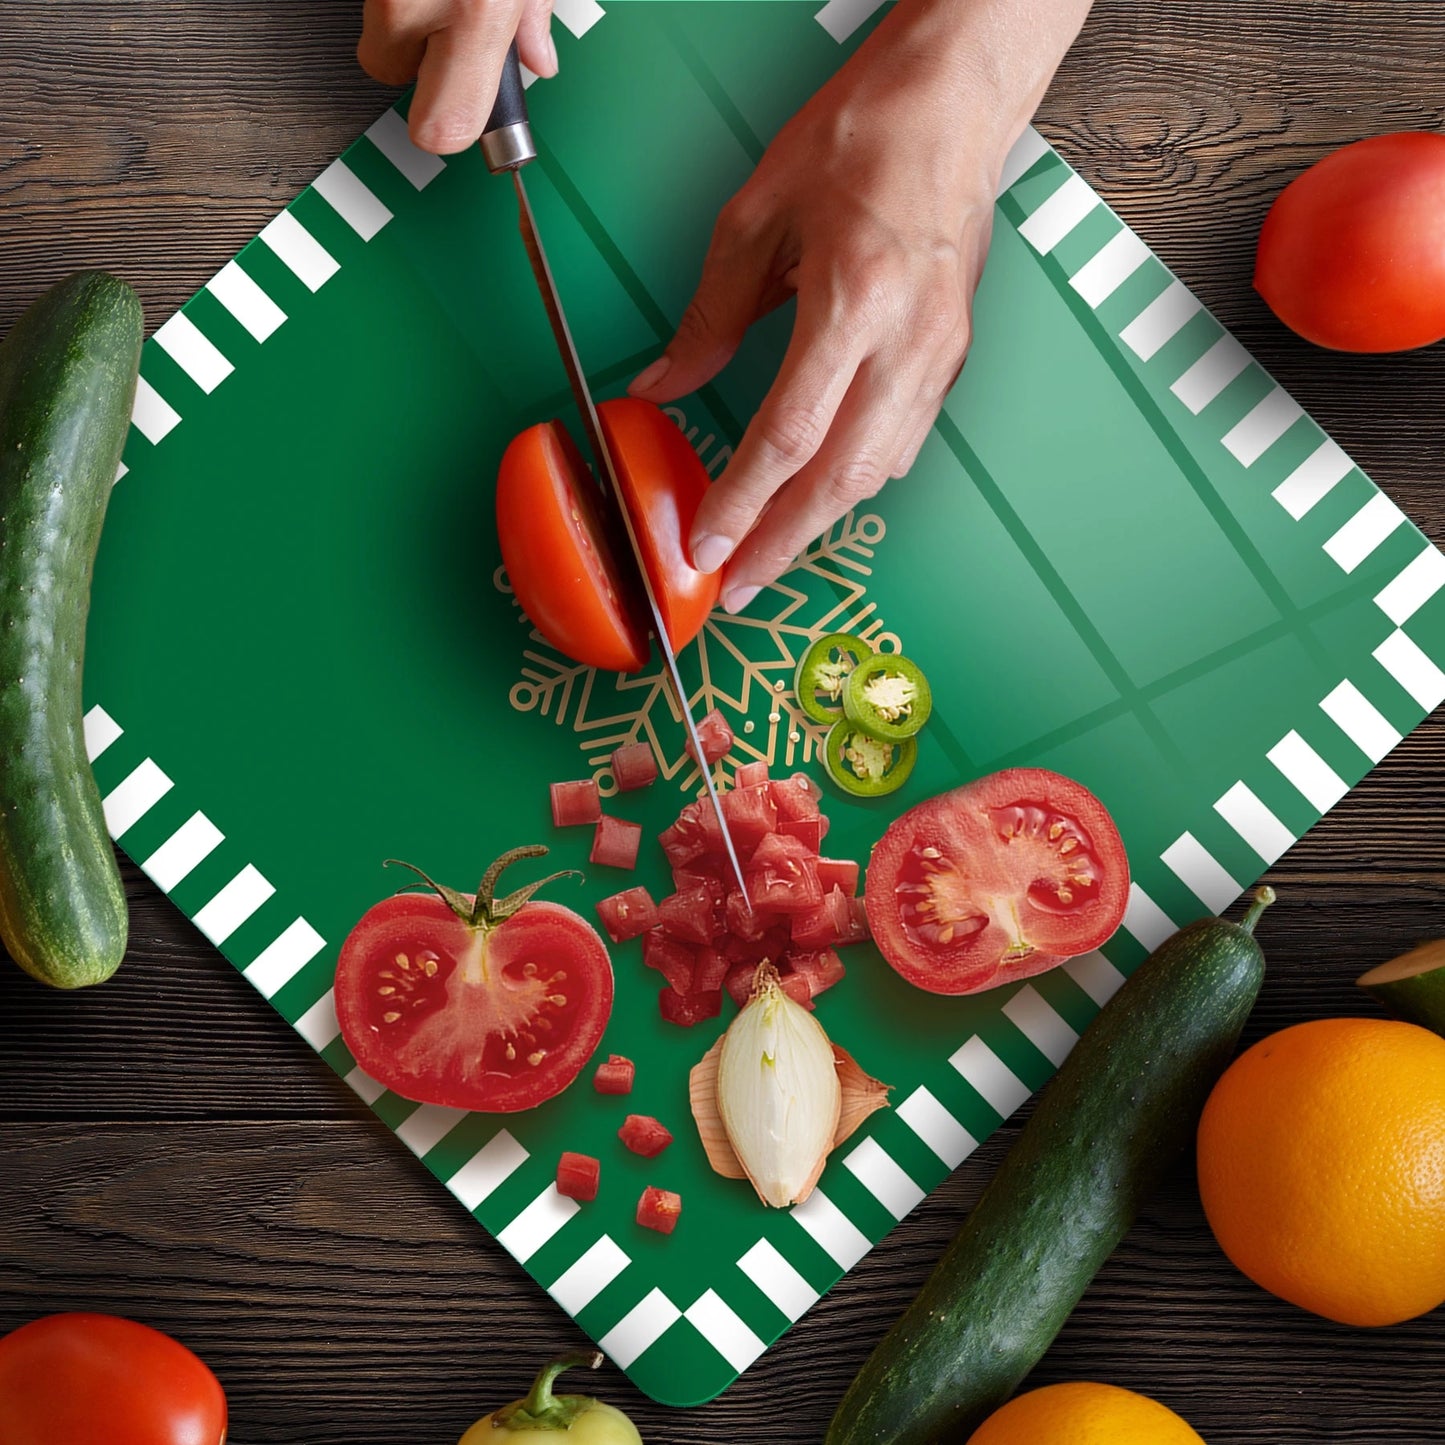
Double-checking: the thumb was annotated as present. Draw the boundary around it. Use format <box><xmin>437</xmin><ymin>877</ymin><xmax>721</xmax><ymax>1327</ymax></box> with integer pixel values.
<box><xmin>630</xmin><ymin>205</ymin><xmax>776</xmax><ymax>403</ymax></box>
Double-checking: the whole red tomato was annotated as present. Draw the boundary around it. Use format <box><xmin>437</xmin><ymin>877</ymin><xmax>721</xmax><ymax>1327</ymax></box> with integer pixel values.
<box><xmin>1255</xmin><ymin>131</ymin><xmax>1445</xmax><ymax>352</ymax></box>
<box><xmin>334</xmin><ymin>847</ymin><xmax>614</xmax><ymax>1112</ymax></box>
<box><xmin>0</xmin><ymin>1313</ymin><xmax>227</xmax><ymax>1445</ymax></box>
<box><xmin>496</xmin><ymin>398</ymin><xmax>720</xmax><ymax>673</ymax></box>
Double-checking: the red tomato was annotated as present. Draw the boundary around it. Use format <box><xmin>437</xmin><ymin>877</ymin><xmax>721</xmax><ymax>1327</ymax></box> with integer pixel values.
<box><xmin>865</xmin><ymin>769</ymin><xmax>1129</xmax><ymax>996</ymax></box>
<box><xmin>556</xmin><ymin>1151</ymin><xmax>601</xmax><ymax>1202</ymax></box>
<box><xmin>618</xmin><ymin>1114</ymin><xmax>673</xmax><ymax>1158</ymax></box>
<box><xmin>496</xmin><ymin>400</ymin><xmax>720</xmax><ymax>672</ymax></box>
<box><xmin>1255</xmin><ymin>131</ymin><xmax>1445</xmax><ymax>352</ymax></box>
<box><xmin>636</xmin><ymin>1186</ymin><xmax>682</xmax><ymax>1235</ymax></box>
<box><xmin>0</xmin><ymin>1313</ymin><xmax>227</xmax><ymax>1445</ymax></box>
<box><xmin>334</xmin><ymin>852</ymin><xmax>614</xmax><ymax>1113</ymax></box>
<box><xmin>497</xmin><ymin>421</ymin><xmax>645</xmax><ymax>672</ymax></box>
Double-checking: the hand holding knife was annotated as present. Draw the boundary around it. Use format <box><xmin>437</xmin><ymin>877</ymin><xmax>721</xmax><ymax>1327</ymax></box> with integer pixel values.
<box><xmin>479</xmin><ymin>47</ymin><xmax>751</xmax><ymax>904</ymax></box>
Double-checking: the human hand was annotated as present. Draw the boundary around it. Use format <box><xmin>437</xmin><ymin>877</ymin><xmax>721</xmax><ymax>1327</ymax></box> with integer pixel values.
<box><xmin>357</xmin><ymin>0</ymin><xmax>557</xmax><ymax>154</ymax></box>
<box><xmin>629</xmin><ymin>0</ymin><xmax>1091</xmax><ymax>613</ymax></box>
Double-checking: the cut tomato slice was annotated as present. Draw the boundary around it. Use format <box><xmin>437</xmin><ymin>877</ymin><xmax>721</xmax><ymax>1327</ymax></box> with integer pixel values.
<box><xmin>590</xmin><ymin>815</ymin><xmax>642</xmax><ymax>870</ymax></box>
<box><xmin>865</xmin><ymin>769</ymin><xmax>1130</xmax><ymax>996</ymax></box>
<box><xmin>618</xmin><ymin>1114</ymin><xmax>674</xmax><ymax>1158</ymax></box>
<box><xmin>721</xmin><ymin>784</ymin><xmax>778</xmax><ymax>856</ymax></box>
<box><xmin>659</xmin><ymin>987</ymin><xmax>722</xmax><ymax>1027</ymax></box>
<box><xmin>550</xmin><ymin>779</ymin><xmax>601</xmax><ymax>828</ymax></box>
<box><xmin>557</xmin><ymin>1152</ymin><xmax>601</xmax><ymax>1202</ymax></box>
<box><xmin>497</xmin><ymin>423</ymin><xmax>647</xmax><ymax>672</ymax></box>
<box><xmin>334</xmin><ymin>851</ymin><xmax>614</xmax><ymax>1113</ymax></box>
<box><xmin>816</xmin><ymin>858</ymin><xmax>860</xmax><ymax>896</ymax></box>
<box><xmin>734</xmin><ymin>760</ymin><xmax>770</xmax><ymax>788</ymax></box>
<box><xmin>637</xmin><ymin>1185</ymin><xmax>682</xmax><ymax>1234</ymax></box>
<box><xmin>643</xmin><ymin>930</ymin><xmax>696</xmax><ymax>993</ymax></box>
<box><xmin>595</xmin><ymin>886</ymin><xmax>658</xmax><ymax>943</ymax></box>
<box><xmin>496</xmin><ymin>400</ymin><xmax>720</xmax><ymax>673</ymax></box>
<box><xmin>611</xmin><ymin>742</ymin><xmax>658</xmax><ymax>792</ymax></box>
<box><xmin>657</xmin><ymin>885</ymin><xmax>717</xmax><ymax>946</ymax></box>
<box><xmin>593</xmin><ymin>1054</ymin><xmax>635</xmax><ymax>1095</ymax></box>
<box><xmin>687</xmin><ymin>707</ymin><xmax>734</xmax><ymax>766</ymax></box>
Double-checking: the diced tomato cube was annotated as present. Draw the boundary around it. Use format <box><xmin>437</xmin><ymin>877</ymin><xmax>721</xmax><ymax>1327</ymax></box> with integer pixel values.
<box><xmin>557</xmin><ymin>1151</ymin><xmax>600</xmax><ymax>1202</ymax></box>
<box><xmin>658</xmin><ymin>886</ymin><xmax>716</xmax><ymax>947</ymax></box>
<box><xmin>725</xmin><ymin>888</ymin><xmax>769</xmax><ymax>941</ymax></box>
<box><xmin>686</xmin><ymin>708</ymin><xmax>734</xmax><ymax>765</ymax></box>
<box><xmin>673</xmin><ymin>867</ymin><xmax>726</xmax><ymax>903</ymax></box>
<box><xmin>643</xmin><ymin>930</ymin><xmax>696</xmax><ymax>993</ymax></box>
<box><xmin>838</xmin><ymin>895</ymin><xmax>871</xmax><ymax>946</ymax></box>
<box><xmin>746</xmin><ymin>833</ymin><xmax>823</xmax><ymax>913</ymax></box>
<box><xmin>780</xmin><ymin>816</ymin><xmax>823</xmax><ymax>852</ymax></box>
<box><xmin>550</xmin><ymin>779</ymin><xmax>601</xmax><ymax>828</ymax></box>
<box><xmin>734</xmin><ymin>760</ymin><xmax>770</xmax><ymax>788</ymax></box>
<box><xmin>693</xmin><ymin>945</ymin><xmax>730</xmax><ymax>994</ymax></box>
<box><xmin>770</xmin><ymin>774</ymin><xmax>821</xmax><ymax>823</ymax></box>
<box><xmin>725</xmin><ymin>961</ymin><xmax>757</xmax><ymax>1008</ymax></box>
<box><xmin>619</xmin><ymin>1113</ymin><xmax>674</xmax><ymax>1158</ymax></box>
<box><xmin>790</xmin><ymin>887</ymin><xmax>853</xmax><ymax>948</ymax></box>
<box><xmin>816</xmin><ymin>857</ymin><xmax>860</xmax><ymax>896</ymax></box>
<box><xmin>659</xmin><ymin>986</ymin><xmax>722</xmax><ymax>1026</ymax></box>
<box><xmin>591</xmin><ymin>814</ymin><xmax>642</xmax><ymax>869</ymax></box>
<box><xmin>595</xmin><ymin>887</ymin><xmax>659</xmax><ymax>943</ymax></box>
<box><xmin>658</xmin><ymin>817</ymin><xmax>706</xmax><ymax>869</ymax></box>
<box><xmin>611</xmin><ymin>741</ymin><xmax>658</xmax><ymax>792</ymax></box>
<box><xmin>722</xmin><ymin>784</ymin><xmax>778</xmax><ymax>856</ymax></box>
<box><xmin>788</xmin><ymin>947</ymin><xmax>846</xmax><ymax>997</ymax></box>
<box><xmin>778</xmin><ymin>971</ymin><xmax>815</xmax><ymax>1010</ymax></box>
<box><xmin>637</xmin><ymin>1185</ymin><xmax>682</xmax><ymax>1235</ymax></box>
<box><xmin>593</xmin><ymin>1054</ymin><xmax>635</xmax><ymax>1095</ymax></box>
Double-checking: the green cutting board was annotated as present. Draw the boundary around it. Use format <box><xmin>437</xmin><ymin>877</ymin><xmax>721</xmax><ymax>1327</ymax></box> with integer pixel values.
<box><xmin>82</xmin><ymin>0</ymin><xmax>1445</xmax><ymax>1407</ymax></box>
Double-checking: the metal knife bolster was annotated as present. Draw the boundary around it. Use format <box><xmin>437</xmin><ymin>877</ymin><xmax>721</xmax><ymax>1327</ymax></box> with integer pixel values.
<box><xmin>480</xmin><ymin>47</ymin><xmax>753</xmax><ymax>903</ymax></box>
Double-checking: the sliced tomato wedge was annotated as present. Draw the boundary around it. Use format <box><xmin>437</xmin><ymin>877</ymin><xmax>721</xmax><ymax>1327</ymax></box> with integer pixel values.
<box><xmin>334</xmin><ymin>848</ymin><xmax>613</xmax><ymax>1112</ymax></box>
<box><xmin>865</xmin><ymin>769</ymin><xmax>1129</xmax><ymax>996</ymax></box>
<box><xmin>496</xmin><ymin>399</ymin><xmax>720</xmax><ymax>672</ymax></box>
<box><xmin>497</xmin><ymin>422</ymin><xmax>645</xmax><ymax>672</ymax></box>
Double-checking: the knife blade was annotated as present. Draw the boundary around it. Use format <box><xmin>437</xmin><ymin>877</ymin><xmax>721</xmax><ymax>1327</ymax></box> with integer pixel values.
<box><xmin>480</xmin><ymin>48</ymin><xmax>751</xmax><ymax>904</ymax></box>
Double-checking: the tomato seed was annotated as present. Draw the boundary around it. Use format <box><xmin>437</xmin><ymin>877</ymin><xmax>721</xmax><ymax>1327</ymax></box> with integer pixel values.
<box><xmin>383</xmin><ymin>1011</ymin><xmax>401</xmax><ymax>1023</ymax></box>
<box><xmin>527</xmin><ymin>1050</ymin><xmax>546</xmax><ymax>1067</ymax></box>
<box><xmin>378</xmin><ymin>985</ymin><xmax>395</xmax><ymax>996</ymax></box>
<box><xmin>548</xmin><ymin>994</ymin><xmax>567</xmax><ymax>1007</ymax></box>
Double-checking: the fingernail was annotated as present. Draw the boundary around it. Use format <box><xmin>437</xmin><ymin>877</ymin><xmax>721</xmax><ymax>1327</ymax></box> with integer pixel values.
<box><xmin>629</xmin><ymin>355</ymin><xmax>670</xmax><ymax>396</ymax></box>
<box><xmin>722</xmin><ymin>584</ymin><xmax>760</xmax><ymax>615</ymax></box>
<box><xmin>692</xmin><ymin>533</ymin><xmax>734</xmax><ymax>574</ymax></box>
<box><xmin>545</xmin><ymin>33</ymin><xmax>559</xmax><ymax>72</ymax></box>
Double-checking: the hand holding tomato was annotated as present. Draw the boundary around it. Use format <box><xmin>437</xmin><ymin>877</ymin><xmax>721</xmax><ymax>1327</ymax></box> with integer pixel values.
<box><xmin>629</xmin><ymin>0</ymin><xmax>1096</xmax><ymax>613</ymax></box>
<box><xmin>0</xmin><ymin>1313</ymin><xmax>227</xmax><ymax>1445</ymax></box>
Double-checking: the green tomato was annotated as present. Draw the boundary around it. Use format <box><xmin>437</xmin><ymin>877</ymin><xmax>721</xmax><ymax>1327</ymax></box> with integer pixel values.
<box><xmin>459</xmin><ymin>1352</ymin><xmax>642</xmax><ymax>1444</ymax></box>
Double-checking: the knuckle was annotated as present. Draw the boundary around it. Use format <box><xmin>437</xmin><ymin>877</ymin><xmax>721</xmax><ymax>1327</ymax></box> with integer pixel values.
<box><xmin>756</xmin><ymin>403</ymin><xmax>830</xmax><ymax>470</ymax></box>
<box><xmin>822</xmin><ymin>457</ymin><xmax>887</xmax><ymax>510</ymax></box>
<box><xmin>675</xmin><ymin>298</ymin><xmax>720</xmax><ymax>348</ymax></box>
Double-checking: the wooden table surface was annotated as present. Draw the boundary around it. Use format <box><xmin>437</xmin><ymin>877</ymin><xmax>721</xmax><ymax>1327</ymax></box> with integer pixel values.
<box><xmin>3</xmin><ymin>3</ymin><xmax>1444</xmax><ymax>1441</ymax></box>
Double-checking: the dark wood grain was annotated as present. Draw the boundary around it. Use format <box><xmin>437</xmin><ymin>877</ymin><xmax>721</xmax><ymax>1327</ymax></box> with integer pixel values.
<box><xmin>3</xmin><ymin>2</ymin><xmax>1445</xmax><ymax>1441</ymax></box>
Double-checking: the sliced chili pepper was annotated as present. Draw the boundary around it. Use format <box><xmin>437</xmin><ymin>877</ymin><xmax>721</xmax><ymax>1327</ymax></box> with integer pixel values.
<box><xmin>794</xmin><ymin>632</ymin><xmax>873</xmax><ymax>725</ymax></box>
<box><xmin>822</xmin><ymin>719</ymin><xmax>918</xmax><ymax>798</ymax></box>
<box><xmin>843</xmin><ymin>652</ymin><xmax>932</xmax><ymax>743</ymax></box>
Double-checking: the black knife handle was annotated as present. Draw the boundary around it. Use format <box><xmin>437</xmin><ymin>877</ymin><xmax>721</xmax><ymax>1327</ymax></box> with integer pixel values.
<box><xmin>480</xmin><ymin>42</ymin><xmax>537</xmax><ymax>173</ymax></box>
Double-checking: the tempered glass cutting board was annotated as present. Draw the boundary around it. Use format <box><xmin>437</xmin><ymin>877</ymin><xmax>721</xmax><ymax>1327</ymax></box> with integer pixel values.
<box><xmin>83</xmin><ymin>0</ymin><xmax>1445</xmax><ymax>1406</ymax></box>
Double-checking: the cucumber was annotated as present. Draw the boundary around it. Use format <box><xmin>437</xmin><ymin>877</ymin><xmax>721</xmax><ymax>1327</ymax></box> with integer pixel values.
<box><xmin>826</xmin><ymin>888</ymin><xmax>1274</xmax><ymax>1444</ymax></box>
<box><xmin>0</xmin><ymin>272</ymin><xmax>141</xmax><ymax>987</ymax></box>
<box><xmin>1358</xmin><ymin>939</ymin><xmax>1445</xmax><ymax>1035</ymax></box>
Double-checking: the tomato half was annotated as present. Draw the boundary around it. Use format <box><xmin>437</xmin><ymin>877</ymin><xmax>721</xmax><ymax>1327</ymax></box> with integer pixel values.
<box><xmin>496</xmin><ymin>399</ymin><xmax>720</xmax><ymax>672</ymax></box>
<box><xmin>1255</xmin><ymin>131</ymin><xmax>1445</xmax><ymax>353</ymax></box>
<box><xmin>335</xmin><ymin>852</ymin><xmax>613</xmax><ymax>1112</ymax></box>
<box><xmin>0</xmin><ymin>1313</ymin><xmax>227</xmax><ymax>1445</ymax></box>
<box><xmin>865</xmin><ymin>769</ymin><xmax>1129</xmax><ymax>996</ymax></box>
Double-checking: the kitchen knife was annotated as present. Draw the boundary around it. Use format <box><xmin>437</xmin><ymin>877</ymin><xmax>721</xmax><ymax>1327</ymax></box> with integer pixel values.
<box><xmin>480</xmin><ymin>46</ymin><xmax>751</xmax><ymax>903</ymax></box>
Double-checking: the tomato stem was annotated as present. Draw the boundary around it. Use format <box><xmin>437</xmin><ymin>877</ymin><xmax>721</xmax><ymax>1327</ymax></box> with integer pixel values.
<box><xmin>382</xmin><ymin>849</ymin><xmax>580</xmax><ymax>930</ymax></box>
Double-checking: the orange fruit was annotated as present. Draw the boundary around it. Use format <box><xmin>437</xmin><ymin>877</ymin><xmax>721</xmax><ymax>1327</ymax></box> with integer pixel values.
<box><xmin>1197</xmin><ymin>1017</ymin><xmax>1445</xmax><ymax>1326</ymax></box>
<box><xmin>966</xmin><ymin>1382</ymin><xmax>1205</xmax><ymax>1444</ymax></box>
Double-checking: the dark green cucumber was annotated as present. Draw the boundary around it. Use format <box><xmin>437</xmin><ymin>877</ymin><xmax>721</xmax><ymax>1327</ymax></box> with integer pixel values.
<box><xmin>0</xmin><ymin>272</ymin><xmax>141</xmax><ymax>987</ymax></box>
<box><xmin>827</xmin><ymin>888</ymin><xmax>1274</xmax><ymax>1444</ymax></box>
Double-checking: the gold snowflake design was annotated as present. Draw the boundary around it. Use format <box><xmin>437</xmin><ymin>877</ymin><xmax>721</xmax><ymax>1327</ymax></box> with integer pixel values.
<box><xmin>497</xmin><ymin>510</ymin><xmax>901</xmax><ymax>797</ymax></box>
